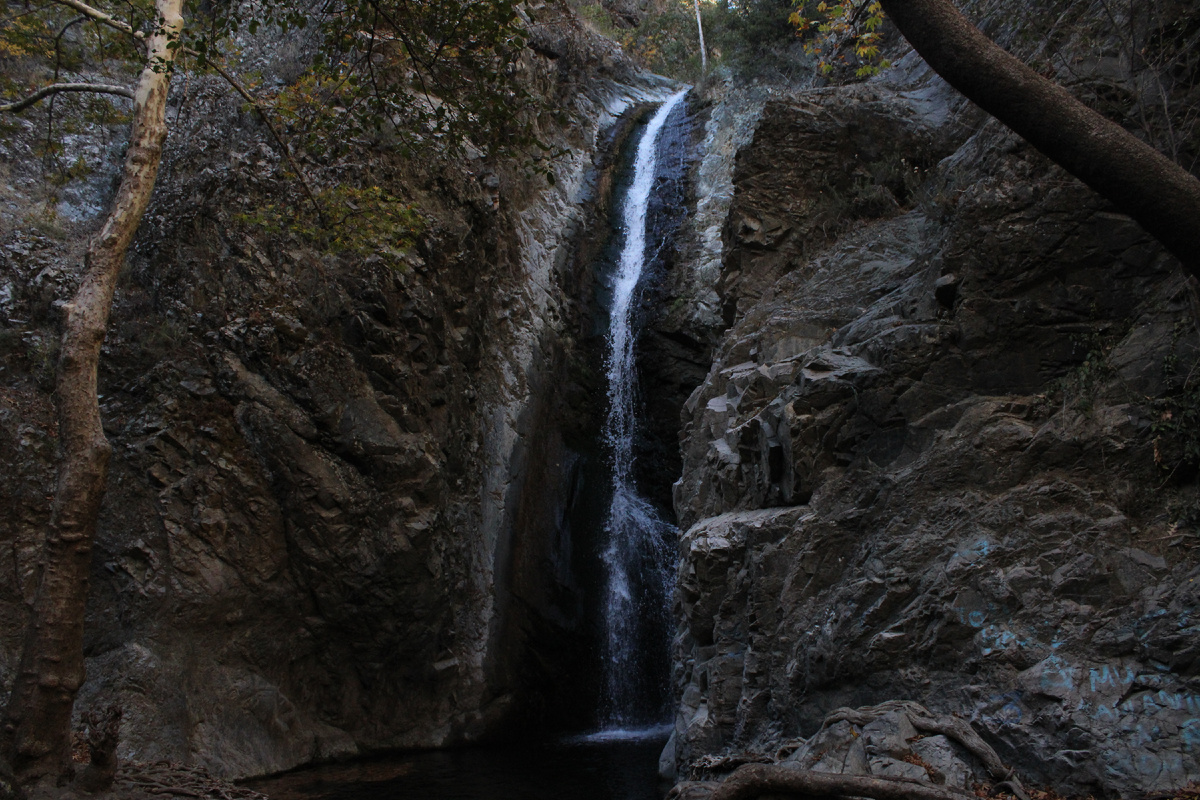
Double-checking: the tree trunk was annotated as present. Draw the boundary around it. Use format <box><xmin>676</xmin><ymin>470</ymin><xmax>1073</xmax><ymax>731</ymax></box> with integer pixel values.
<box><xmin>877</xmin><ymin>0</ymin><xmax>1200</xmax><ymax>278</ymax></box>
<box><xmin>694</xmin><ymin>0</ymin><xmax>707</xmax><ymax>74</ymax></box>
<box><xmin>0</xmin><ymin>0</ymin><xmax>183</xmax><ymax>783</ymax></box>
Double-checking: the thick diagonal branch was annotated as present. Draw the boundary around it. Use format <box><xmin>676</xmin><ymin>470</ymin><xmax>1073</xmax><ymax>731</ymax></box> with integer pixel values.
<box><xmin>877</xmin><ymin>0</ymin><xmax>1200</xmax><ymax>277</ymax></box>
<box><xmin>50</xmin><ymin>0</ymin><xmax>143</xmax><ymax>38</ymax></box>
<box><xmin>200</xmin><ymin>57</ymin><xmax>325</xmax><ymax>225</ymax></box>
<box><xmin>0</xmin><ymin>82</ymin><xmax>134</xmax><ymax>113</ymax></box>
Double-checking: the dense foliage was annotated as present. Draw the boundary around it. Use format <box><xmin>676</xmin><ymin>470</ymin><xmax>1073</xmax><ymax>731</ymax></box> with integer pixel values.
<box><xmin>1</xmin><ymin>0</ymin><xmax>555</xmax><ymax>262</ymax></box>
<box><xmin>1</xmin><ymin>0</ymin><xmax>545</xmax><ymax>170</ymax></box>
<box><xmin>790</xmin><ymin>0</ymin><xmax>889</xmax><ymax>77</ymax></box>
<box><xmin>259</xmin><ymin>0</ymin><xmax>539</xmax><ymax>158</ymax></box>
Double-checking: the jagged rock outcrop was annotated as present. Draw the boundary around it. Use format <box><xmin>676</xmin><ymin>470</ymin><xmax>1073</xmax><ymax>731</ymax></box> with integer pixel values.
<box><xmin>667</xmin><ymin>1</ymin><xmax>1200</xmax><ymax>795</ymax></box>
<box><xmin>0</xmin><ymin>2</ymin><xmax>679</xmax><ymax>779</ymax></box>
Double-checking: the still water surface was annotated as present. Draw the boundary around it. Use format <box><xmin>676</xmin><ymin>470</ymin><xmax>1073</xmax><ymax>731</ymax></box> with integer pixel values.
<box><xmin>245</xmin><ymin>728</ymin><xmax>671</xmax><ymax>800</ymax></box>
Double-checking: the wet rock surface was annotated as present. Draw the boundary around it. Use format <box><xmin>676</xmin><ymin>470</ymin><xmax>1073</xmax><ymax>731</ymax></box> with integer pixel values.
<box><xmin>667</xmin><ymin>10</ymin><xmax>1200</xmax><ymax>798</ymax></box>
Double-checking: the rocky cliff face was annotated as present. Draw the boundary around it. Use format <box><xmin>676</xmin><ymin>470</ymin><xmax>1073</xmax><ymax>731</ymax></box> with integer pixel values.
<box><xmin>666</xmin><ymin>1</ymin><xmax>1200</xmax><ymax>795</ymax></box>
<box><xmin>6</xmin><ymin>0</ymin><xmax>1200</xmax><ymax>790</ymax></box>
<box><xmin>0</xmin><ymin>3</ymin><xmax>679</xmax><ymax>779</ymax></box>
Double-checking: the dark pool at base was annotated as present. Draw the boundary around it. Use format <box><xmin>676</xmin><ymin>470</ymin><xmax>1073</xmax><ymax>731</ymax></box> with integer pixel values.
<box><xmin>245</xmin><ymin>730</ymin><xmax>672</xmax><ymax>800</ymax></box>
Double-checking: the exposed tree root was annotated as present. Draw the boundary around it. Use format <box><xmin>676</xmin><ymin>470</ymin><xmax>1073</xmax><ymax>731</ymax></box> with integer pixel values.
<box><xmin>822</xmin><ymin>702</ymin><xmax>1028</xmax><ymax>800</ymax></box>
<box><xmin>21</xmin><ymin>759</ymin><xmax>267</xmax><ymax>800</ymax></box>
<box><xmin>707</xmin><ymin>765</ymin><xmax>979</xmax><ymax>800</ymax></box>
<box><xmin>70</xmin><ymin>705</ymin><xmax>121</xmax><ymax>793</ymax></box>
<box><xmin>693</xmin><ymin>753</ymin><xmax>776</xmax><ymax>773</ymax></box>
<box><xmin>112</xmin><ymin>762</ymin><xmax>268</xmax><ymax>800</ymax></box>
<box><xmin>671</xmin><ymin>701</ymin><xmax>1030</xmax><ymax>800</ymax></box>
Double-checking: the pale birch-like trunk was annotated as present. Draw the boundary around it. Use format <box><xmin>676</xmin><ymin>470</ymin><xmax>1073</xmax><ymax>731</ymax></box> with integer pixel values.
<box><xmin>0</xmin><ymin>0</ymin><xmax>184</xmax><ymax>782</ymax></box>
<box><xmin>878</xmin><ymin>0</ymin><xmax>1200</xmax><ymax>277</ymax></box>
<box><xmin>694</xmin><ymin>0</ymin><xmax>707</xmax><ymax>74</ymax></box>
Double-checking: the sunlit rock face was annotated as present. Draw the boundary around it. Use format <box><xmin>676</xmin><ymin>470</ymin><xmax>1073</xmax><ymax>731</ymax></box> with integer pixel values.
<box><xmin>665</xmin><ymin>3</ymin><xmax>1200</xmax><ymax>795</ymax></box>
<box><xmin>0</xmin><ymin>4</ymin><xmax>682</xmax><ymax>779</ymax></box>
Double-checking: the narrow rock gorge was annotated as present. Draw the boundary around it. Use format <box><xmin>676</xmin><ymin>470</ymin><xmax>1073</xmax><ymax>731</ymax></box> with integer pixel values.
<box><xmin>2</xmin><ymin>0</ymin><xmax>1200</xmax><ymax>796</ymax></box>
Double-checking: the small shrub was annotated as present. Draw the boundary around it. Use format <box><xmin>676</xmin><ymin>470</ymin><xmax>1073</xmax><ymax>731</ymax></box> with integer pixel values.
<box><xmin>235</xmin><ymin>184</ymin><xmax>425</xmax><ymax>267</ymax></box>
<box><xmin>1044</xmin><ymin>329</ymin><xmax>1117</xmax><ymax>418</ymax></box>
<box><xmin>1153</xmin><ymin>320</ymin><xmax>1200</xmax><ymax>473</ymax></box>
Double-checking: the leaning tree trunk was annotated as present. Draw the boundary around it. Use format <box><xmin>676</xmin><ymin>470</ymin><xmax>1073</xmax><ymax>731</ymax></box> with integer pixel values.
<box><xmin>877</xmin><ymin>0</ymin><xmax>1200</xmax><ymax>278</ymax></box>
<box><xmin>0</xmin><ymin>0</ymin><xmax>183</xmax><ymax>783</ymax></box>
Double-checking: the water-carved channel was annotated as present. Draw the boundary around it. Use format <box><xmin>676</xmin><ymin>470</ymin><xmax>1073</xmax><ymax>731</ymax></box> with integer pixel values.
<box><xmin>247</xmin><ymin>90</ymin><xmax>691</xmax><ymax>800</ymax></box>
<box><xmin>599</xmin><ymin>88</ymin><xmax>690</xmax><ymax>732</ymax></box>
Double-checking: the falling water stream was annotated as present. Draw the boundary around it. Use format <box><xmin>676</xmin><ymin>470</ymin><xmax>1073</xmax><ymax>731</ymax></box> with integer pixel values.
<box><xmin>599</xmin><ymin>88</ymin><xmax>689</xmax><ymax>731</ymax></box>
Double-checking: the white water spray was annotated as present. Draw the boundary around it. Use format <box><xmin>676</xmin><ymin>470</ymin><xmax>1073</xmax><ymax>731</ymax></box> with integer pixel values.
<box><xmin>600</xmin><ymin>89</ymin><xmax>689</xmax><ymax>730</ymax></box>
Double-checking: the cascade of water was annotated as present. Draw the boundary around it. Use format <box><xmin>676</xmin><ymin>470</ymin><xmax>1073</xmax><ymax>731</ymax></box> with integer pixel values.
<box><xmin>600</xmin><ymin>89</ymin><xmax>689</xmax><ymax>731</ymax></box>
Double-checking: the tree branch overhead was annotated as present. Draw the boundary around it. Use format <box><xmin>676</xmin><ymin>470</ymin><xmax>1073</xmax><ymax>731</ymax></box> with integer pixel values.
<box><xmin>0</xmin><ymin>82</ymin><xmax>134</xmax><ymax>113</ymax></box>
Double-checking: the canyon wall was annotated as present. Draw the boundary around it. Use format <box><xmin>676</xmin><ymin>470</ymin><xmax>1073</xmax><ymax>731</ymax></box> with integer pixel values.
<box><xmin>0</xmin><ymin>3</ymin><xmax>677</xmax><ymax>779</ymax></box>
<box><xmin>666</xmin><ymin>1</ymin><xmax>1200</xmax><ymax>795</ymax></box>
<box><xmin>4</xmin><ymin>0</ymin><xmax>1200</xmax><ymax>792</ymax></box>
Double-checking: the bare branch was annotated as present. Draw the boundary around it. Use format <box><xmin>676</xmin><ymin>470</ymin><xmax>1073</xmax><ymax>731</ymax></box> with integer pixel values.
<box><xmin>0</xmin><ymin>2</ymin><xmax>56</xmax><ymax>26</ymax></box>
<box><xmin>54</xmin><ymin>17</ymin><xmax>89</xmax><ymax>81</ymax></box>
<box><xmin>198</xmin><ymin>55</ymin><xmax>327</xmax><ymax>226</ymax></box>
<box><xmin>49</xmin><ymin>0</ymin><xmax>144</xmax><ymax>39</ymax></box>
<box><xmin>1</xmin><ymin>82</ymin><xmax>134</xmax><ymax>113</ymax></box>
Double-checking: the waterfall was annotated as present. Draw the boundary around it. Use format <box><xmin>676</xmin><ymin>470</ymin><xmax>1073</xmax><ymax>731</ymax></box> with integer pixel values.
<box><xmin>600</xmin><ymin>89</ymin><xmax>689</xmax><ymax>731</ymax></box>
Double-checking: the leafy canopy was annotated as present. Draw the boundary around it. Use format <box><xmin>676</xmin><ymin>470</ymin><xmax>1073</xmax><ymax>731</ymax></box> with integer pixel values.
<box><xmin>2</xmin><ymin>0</ymin><xmax>547</xmax><ymax>239</ymax></box>
<box><xmin>183</xmin><ymin>0</ymin><xmax>538</xmax><ymax>159</ymax></box>
<box><xmin>1</xmin><ymin>0</ymin><xmax>543</xmax><ymax>157</ymax></box>
<box><xmin>789</xmin><ymin>0</ymin><xmax>890</xmax><ymax>77</ymax></box>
